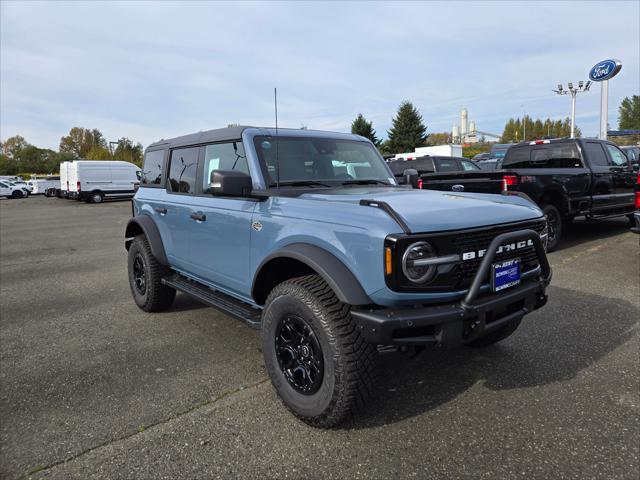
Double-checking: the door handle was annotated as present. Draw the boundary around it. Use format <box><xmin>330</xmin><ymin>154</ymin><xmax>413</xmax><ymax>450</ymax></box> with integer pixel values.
<box><xmin>155</xmin><ymin>207</ymin><xmax>167</xmax><ymax>215</ymax></box>
<box><xmin>190</xmin><ymin>213</ymin><xmax>206</xmax><ymax>222</ymax></box>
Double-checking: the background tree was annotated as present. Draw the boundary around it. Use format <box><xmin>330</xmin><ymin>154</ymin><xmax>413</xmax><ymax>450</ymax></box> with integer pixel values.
<box><xmin>351</xmin><ymin>113</ymin><xmax>380</xmax><ymax>145</ymax></box>
<box><xmin>425</xmin><ymin>132</ymin><xmax>451</xmax><ymax>146</ymax></box>
<box><xmin>1</xmin><ymin>135</ymin><xmax>29</xmax><ymax>158</ymax></box>
<box><xmin>618</xmin><ymin>95</ymin><xmax>640</xmax><ymax>130</ymax></box>
<box><xmin>59</xmin><ymin>127</ymin><xmax>106</xmax><ymax>158</ymax></box>
<box><xmin>386</xmin><ymin>101</ymin><xmax>427</xmax><ymax>153</ymax></box>
<box><xmin>112</xmin><ymin>137</ymin><xmax>143</xmax><ymax>166</ymax></box>
<box><xmin>501</xmin><ymin>117</ymin><xmax>579</xmax><ymax>142</ymax></box>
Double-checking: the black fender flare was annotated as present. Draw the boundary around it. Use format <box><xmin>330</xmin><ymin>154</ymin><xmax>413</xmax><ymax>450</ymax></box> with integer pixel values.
<box><xmin>252</xmin><ymin>243</ymin><xmax>373</xmax><ymax>306</ymax></box>
<box><xmin>124</xmin><ymin>215</ymin><xmax>169</xmax><ymax>266</ymax></box>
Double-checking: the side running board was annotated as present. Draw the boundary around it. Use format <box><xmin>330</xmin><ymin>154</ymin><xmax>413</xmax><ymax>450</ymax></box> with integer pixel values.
<box><xmin>162</xmin><ymin>274</ymin><xmax>262</xmax><ymax>329</ymax></box>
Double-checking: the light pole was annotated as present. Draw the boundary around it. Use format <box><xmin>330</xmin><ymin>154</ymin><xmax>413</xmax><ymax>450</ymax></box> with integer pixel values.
<box><xmin>553</xmin><ymin>81</ymin><xmax>591</xmax><ymax>138</ymax></box>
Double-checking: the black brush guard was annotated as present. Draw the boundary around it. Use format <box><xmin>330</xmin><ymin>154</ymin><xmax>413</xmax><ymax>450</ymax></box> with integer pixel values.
<box><xmin>351</xmin><ymin>229</ymin><xmax>552</xmax><ymax>346</ymax></box>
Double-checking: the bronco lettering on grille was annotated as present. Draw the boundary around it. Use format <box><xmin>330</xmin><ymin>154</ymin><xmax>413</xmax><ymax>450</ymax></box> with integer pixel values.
<box><xmin>462</xmin><ymin>239</ymin><xmax>534</xmax><ymax>261</ymax></box>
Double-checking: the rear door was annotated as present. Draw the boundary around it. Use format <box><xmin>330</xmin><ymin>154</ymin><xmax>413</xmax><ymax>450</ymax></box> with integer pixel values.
<box><xmin>582</xmin><ymin>141</ymin><xmax>618</xmax><ymax>211</ymax></box>
<box><xmin>187</xmin><ymin>141</ymin><xmax>255</xmax><ymax>298</ymax></box>
<box><xmin>162</xmin><ymin>147</ymin><xmax>200</xmax><ymax>271</ymax></box>
<box><xmin>603</xmin><ymin>142</ymin><xmax>635</xmax><ymax>207</ymax></box>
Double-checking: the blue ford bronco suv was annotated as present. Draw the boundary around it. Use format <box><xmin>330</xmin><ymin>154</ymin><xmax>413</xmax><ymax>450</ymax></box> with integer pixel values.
<box><xmin>125</xmin><ymin>126</ymin><xmax>551</xmax><ymax>427</ymax></box>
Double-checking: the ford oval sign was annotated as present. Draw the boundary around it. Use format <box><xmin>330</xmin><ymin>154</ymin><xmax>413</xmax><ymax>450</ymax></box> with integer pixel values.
<box><xmin>589</xmin><ymin>59</ymin><xmax>622</xmax><ymax>82</ymax></box>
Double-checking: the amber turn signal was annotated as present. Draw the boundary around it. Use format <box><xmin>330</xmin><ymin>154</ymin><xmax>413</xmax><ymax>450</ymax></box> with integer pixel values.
<box><xmin>385</xmin><ymin>247</ymin><xmax>393</xmax><ymax>275</ymax></box>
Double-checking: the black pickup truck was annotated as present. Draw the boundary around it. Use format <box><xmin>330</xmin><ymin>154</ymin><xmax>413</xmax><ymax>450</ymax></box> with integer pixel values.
<box><xmin>500</xmin><ymin>138</ymin><xmax>638</xmax><ymax>250</ymax></box>
<box><xmin>389</xmin><ymin>156</ymin><xmax>504</xmax><ymax>194</ymax></box>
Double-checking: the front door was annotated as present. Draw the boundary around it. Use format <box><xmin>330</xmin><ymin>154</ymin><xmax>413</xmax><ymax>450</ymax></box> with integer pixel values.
<box><xmin>187</xmin><ymin>141</ymin><xmax>256</xmax><ymax>299</ymax></box>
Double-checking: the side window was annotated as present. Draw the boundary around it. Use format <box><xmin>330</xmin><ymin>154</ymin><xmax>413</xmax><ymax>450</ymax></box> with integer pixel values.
<box><xmin>141</xmin><ymin>150</ymin><xmax>165</xmax><ymax>186</ymax></box>
<box><xmin>202</xmin><ymin>141</ymin><xmax>248</xmax><ymax>190</ymax></box>
<box><xmin>435</xmin><ymin>158</ymin><xmax>459</xmax><ymax>172</ymax></box>
<box><xmin>605</xmin><ymin>144</ymin><xmax>628</xmax><ymax>166</ymax></box>
<box><xmin>503</xmin><ymin>147</ymin><xmax>530</xmax><ymax>167</ymax></box>
<box><xmin>584</xmin><ymin>142</ymin><xmax>609</xmax><ymax>167</ymax></box>
<box><xmin>168</xmin><ymin>147</ymin><xmax>199</xmax><ymax>194</ymax></box>
<box><xmin>460</xmin><ymin>160</ymin><xmax>479</xmax><ymax>171</ymax></box>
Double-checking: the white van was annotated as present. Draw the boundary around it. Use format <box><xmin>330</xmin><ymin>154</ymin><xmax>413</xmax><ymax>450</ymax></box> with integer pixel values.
<box><xmin>67</xmin><ymin>160</ymin><xmax>141</xmax><ymax>203</ymax></box>
<box><xmin>59</xmin><ymin>161</ymin><xmax>71</xmax><ymax>197</ymax></box>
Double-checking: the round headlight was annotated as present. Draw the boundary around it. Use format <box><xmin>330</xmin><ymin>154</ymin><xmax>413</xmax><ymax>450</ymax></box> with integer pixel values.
<box><xmin>402</xmin><ymin>241</ymin><xmax>436</xmax><ymax>283</ymax></box>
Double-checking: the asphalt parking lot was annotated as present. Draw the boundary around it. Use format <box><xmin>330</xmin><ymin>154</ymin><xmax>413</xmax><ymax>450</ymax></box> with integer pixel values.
<box><xmin>1</xmin><ymin>195</ymin><xmax>638</xmax><ymax>479</ymax></box>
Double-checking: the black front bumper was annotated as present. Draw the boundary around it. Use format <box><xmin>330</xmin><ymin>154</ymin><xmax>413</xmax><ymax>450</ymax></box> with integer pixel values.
<box><xmin>351</xmin><ymin>228</ymin><xmax>552</xmax><ymax>347</ymax></box>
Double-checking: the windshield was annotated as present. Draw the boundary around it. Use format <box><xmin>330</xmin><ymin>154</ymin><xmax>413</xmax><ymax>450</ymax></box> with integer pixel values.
<box><xmin>253</xmin><ymin>136</ymin><xmax>395</xmax><ymax>187</ymax></box>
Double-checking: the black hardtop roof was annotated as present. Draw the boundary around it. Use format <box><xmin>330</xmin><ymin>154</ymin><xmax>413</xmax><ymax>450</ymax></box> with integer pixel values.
<box><xmin>146</xmin><ymin>125</ymin><xmax>365</xmax><ymax>151</ymax></box>
<box><xmin>147</xmin><ymin>125</ymin><xmax>251</xmax><ymax>150</ymax></box>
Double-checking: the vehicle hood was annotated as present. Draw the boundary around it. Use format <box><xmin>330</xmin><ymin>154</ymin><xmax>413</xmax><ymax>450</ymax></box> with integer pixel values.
<box><xmin>299</xmin><ymin>187</ymin><xmax>543</xmax><ymax>233</ymax></box>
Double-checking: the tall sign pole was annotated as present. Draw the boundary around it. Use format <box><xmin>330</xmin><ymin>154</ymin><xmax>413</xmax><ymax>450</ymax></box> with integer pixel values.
<box><xmin>589</xmin><ymin>59</ymin><xmax>622</xmax><ymax>140</ymax></box>
<box><xmin>600</xmin><ymin>80</ymin><xmax>608</xmax><ymax>140</ymax></box>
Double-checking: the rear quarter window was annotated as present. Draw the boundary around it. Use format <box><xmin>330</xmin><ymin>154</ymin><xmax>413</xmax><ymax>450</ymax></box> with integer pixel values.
<box><xmin>141</xmin><ymin>150</ymin><xmax>165</xmax><ymax>186</ymax></box>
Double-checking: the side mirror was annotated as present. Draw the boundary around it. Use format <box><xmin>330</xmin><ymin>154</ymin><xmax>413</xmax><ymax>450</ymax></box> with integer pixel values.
<box><xmin>632</xmin><ymin>163</ymin><xmax>639</xmax><ymax>172</ymax></box>
<box><xmin>210</xmin><ymin>170</ymin><xmax>252</xmax><ymax>196</ymax></box>
<box><xmin>403</xmin><ymin>168</ymin><xmax>419</xmax><ymax>188</ymax></box>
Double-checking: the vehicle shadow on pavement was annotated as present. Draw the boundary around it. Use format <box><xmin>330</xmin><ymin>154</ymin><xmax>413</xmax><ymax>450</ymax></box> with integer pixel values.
<box><xmin>167</xmin><ymin>292</ymin><xmax>209</xmax><ymax>313</ymax></box>
<box><xmin>347</xmin><ymin>285</ymin><xmax>638</xmax><ymax>429</ymax></box>
<box><xmin>554</xmin><ymin>218</ymin><xmax>631</xmax><ymax>252</ymax></box>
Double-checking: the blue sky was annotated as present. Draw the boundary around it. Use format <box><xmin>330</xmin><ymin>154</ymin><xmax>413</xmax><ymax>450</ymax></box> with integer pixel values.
<box><xmin>1</xmin><ymin>1</ymin><xmax>638</xmax><ymax>150</ymax></box>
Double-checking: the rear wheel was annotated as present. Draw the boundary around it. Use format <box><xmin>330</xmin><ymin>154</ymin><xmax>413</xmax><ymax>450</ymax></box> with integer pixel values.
<box><xmin>542</xmin><ymin>204</ymin><xmax>562</xmax><ymax>252</ymax></box>
<box><xmin>90</xmin><ymin>191</ymin><xmax>104</xmax><ymax>203</ymax></box>
<box><xmin>262</xmin><ymin>275</ymin><xmax>376</xmax><ymax>428</ymax></box>
<box><xmin>466</xmin><ymin>318</ymin><xmax>522</xmax><ymax>347</ymax></box>
<box><xmin>127</xmin><ymin>236</ymin><xmax>175</xmax><ymax>312</ymax></box>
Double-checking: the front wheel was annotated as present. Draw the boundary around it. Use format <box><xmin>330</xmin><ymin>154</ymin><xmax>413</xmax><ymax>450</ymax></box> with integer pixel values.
<box><xmin>262</xmin><ymin>275</ymin><xmax>376</xmax><ymax>428</ymax></box>
<box><xmin>11</xmin><ymin>190</ymin><xmax>23</xmax><ymax>199</ymax></box>
<box><xmin>127</xmin><ymin>236</ymin><xmax>176</xmax><ymax>312</ymax></box>
<box><xmin>542</xmin><ymin>204</ymin><xmax>562</xmax><ymax>252</ymax></box>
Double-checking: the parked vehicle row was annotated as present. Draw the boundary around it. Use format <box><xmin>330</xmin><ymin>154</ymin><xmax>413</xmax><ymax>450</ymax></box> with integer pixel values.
<box><xmin>390</xmin><ymin>138</ymin><xmax>638</xmax><ymax>251</ymax></box>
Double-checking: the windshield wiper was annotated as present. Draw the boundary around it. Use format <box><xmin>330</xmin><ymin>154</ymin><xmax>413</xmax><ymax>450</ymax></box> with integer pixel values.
<box><xmin>270</xmin><ymin>180</ymin><xmax>333</xmax><ymax>188</ymax></box>
<box><xmin>341</xmin><ymin>179</ymin><xmax>392</xmax><ymax>186</ymax></box>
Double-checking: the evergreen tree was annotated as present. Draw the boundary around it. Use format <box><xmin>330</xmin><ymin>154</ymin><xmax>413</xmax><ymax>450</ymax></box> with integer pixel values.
<box><xmin>618</xmin><ymin>95</ymin><xmax>640</xmax><ymax>130</ymax></box>
<box><xmin>351</xmin><ymin>113</ymin><xmax>380</xmax><ymax>145</ymax></box>
<box><xmin>387</xmin><ymin>101</ymin><xmax>427</xmax><ymax>153</ymax></box>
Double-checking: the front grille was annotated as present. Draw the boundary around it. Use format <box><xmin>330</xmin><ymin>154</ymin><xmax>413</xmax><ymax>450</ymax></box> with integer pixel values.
<box><xmin>388</xmin><ymin>218</ymin><xmax>546</xmax><ymax>292</ymax></box>
<box><xmin>452</xmin><ymin>220</ymin><xmax>546</xmax><ymax>287</ymax></box>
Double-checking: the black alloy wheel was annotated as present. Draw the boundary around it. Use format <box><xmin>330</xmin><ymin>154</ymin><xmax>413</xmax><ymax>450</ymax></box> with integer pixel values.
<box><xmin>275</xmin><ymin>315</ymin><xmax>324</xmax><ymax>395</ymax></box>
<box><xmin>132</xmin><ymin>254</ymin><xmax>147</xmax><ymax>295</ymax></box>
<box><xmin>542</xmin><ymin>204</ymin><xmax>562</xmax><ymax>252</ymax></box>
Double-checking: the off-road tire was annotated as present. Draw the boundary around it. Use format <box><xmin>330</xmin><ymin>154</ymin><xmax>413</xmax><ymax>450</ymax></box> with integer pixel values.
<box><xmin>466</xmin><ymin>318</ymin><xmax>522</xmax><ymax>347</ymax></box>
<box><xmin>542</xmin><ymin>204</ymin><xmax>562</xmax><ymax>252</ymax></box>
<box><xmin>262</xmin><ymin>275</ymin><xmax>376</xmax><ymax>428</ymax></box>
<box><xmin>127</xmin><ymin>235</ymin><xmax>175</xmax><ymax>312</ymax></box>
